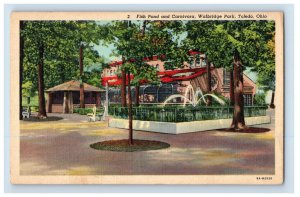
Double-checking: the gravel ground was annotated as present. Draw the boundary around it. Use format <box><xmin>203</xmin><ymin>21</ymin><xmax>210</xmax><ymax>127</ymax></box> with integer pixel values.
<box><xmin>20</xmin><ymin>109</ymin><xmax>275</xmax><ymax>175</ymax></box>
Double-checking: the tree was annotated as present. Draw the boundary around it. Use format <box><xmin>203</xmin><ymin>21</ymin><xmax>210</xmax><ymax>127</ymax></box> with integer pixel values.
<box><xmin>107</xmin><ymin>20</ymin><xmax>183</xmax><ymax>144</ymax></box>
<box><xmin>19</xmin><ymin>21</ymin><xmax>25</xmax><ymax>120</ymax></box>
<box><xmin>231</xmin><ymin>49</ymin><xmax>245</xmax><ymax>129</ymax></box>
<box><xmin>252</xmin><ymin>24</ymin><xmax>276</xmax><ymax>108</ymax></box>
<box><xmin>21</xmin><ymin>21</ymin><xmax>53</xmax><ymax>118</ymax></box>
<box><xmin>185</xmin><ymin>20</ymin><xmax>275</xmax><ymax>129</ymax></box>
<box><xmin>21</xmin><ymin>21</ymin><xmax>103</xmax><ymax>117</ymax></box>
<box><xmin>186</xmin><ymin>21</ymin><xmax>232</xmax><ymax>105</ymax></box>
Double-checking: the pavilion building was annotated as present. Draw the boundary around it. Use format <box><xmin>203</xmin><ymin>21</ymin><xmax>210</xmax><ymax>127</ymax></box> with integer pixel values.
<box><xmin>45</xmin><ymin>80</ymin><xmax>105</xmax><ymax>113</ymax></box>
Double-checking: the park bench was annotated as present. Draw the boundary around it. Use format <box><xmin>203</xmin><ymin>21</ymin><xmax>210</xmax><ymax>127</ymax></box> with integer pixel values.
<box><xmin>87</xmin><ymin>106</ymin><xmax>105</xmax><ymax>122</ymax></box>
<box><xmin>22</xmin><ymin>106</ymin><xmax>31</xmax><ymax>119</ymax></box>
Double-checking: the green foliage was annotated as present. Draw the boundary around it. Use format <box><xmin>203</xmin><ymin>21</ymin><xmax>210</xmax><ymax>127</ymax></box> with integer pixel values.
<box><xmin>109</xmin><ymin>105</ymin><xmax>267</xmax><ymax>123</ymax></box>
<box><xmin>21</xmin><ymin>20</ymin><xmax>106</xmax><ymax>93</ymax></box>
<box><xmin>73</xmin><ymin>107</ymin><xmax>104</xmax><ymax>115</ymax></box>
<box><xmin>22</xmin><ymin>81</ymin><xmax>35</xmax><ymax>98</ymax></box>
<box><xmin>253</xmin><ymin>93</ymin><xmax>267</xmax><ymax>106</ymax></box>
<box><xmin>107</xmin><ymin>20</ymin><xmax>186</xmax><ymax>85</ymax></box>
<box><xmin>185</xmin><ymin>20</ymin><xmax>276</xmax><ymax>73</ymax></box>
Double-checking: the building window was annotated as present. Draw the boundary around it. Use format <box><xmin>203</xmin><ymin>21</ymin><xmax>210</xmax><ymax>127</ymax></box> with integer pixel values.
<box><xmin>52</xmin><ymin>92</ymin><xmax>64</xmax><ymax>104</ymax></box>
<box><xmin>243</xmin><ymin>94</ymin><xmax>252</xmax><ymax>106</ymax></box>
<box><xmin>223</xmin><ymin>69</ymin><xmax>230</xmax><ymax>85</ymax></box>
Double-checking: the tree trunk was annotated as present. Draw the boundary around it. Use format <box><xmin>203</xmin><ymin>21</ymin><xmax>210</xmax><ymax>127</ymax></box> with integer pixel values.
<box><xmin>231</xmin><ymin>50</ymin><xmax>246</xmax><ymax>129</ymax></box>
<box><xmin>270</xmin><ymin>90</ymin><xmax>275</xmax><ymax>108</ymax></box>
<box><xmin>229</xmin><ymin>68</ymin><xmax>234</xmax><ymax>106</ymax></box>
<box><xmin>206</xmin><ymin>58</ymin><xmax>212</xmax><ymax>106</ymax></box>
<box><xmin>79</xmin><ymin>43</ymin><xmax>85</xmax><ymax>108</ymax></box>
<box><xmin>135</xmin><ymin>85</ymin><xmax>140</xmax><ymax>106</ymax></box>
<box><xmin>127</xmin><ymin>71</ymin><xmax>133</xmax><ymax>145</ymax></box>
<box><xmin>121</xmin><ymin>56</ymin><xmax>127</xmax><ymax>107</ymax></box>
<box><xmin>20</xmin><ymin>21</ymin><xmax>25</xmax><ymax>120</ymax></box>
<box><xmin>37</xmin><ymin>42</ymin><xmax>47</xmax><ymax>118</ymax></box>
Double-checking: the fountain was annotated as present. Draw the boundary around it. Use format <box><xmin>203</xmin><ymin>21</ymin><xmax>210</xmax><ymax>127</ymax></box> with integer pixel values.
<box><xmin>163</xmin><ymin>84</ymin><xmax>225</xmax><ymax>107</ymax></box>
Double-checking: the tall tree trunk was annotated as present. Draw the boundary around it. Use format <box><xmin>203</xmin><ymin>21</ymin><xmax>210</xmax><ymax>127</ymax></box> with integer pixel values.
<box><xmin>231</xmin><ymin>50</ymin><xmax>246</xmax><ymax>129</ymax></box>
<box><xmin>135</xmin><ymin>85</ymin><xmax>140</xmax><ymax>106</ymax></box>
<box><xmin>206</xmin><ymin>58</ymin><xmax>212</xmax><ymax>106</ymax></box>
<box><xmin>79</xmin><ymin>43</ymin><xmax>85</xmax><ymax>108</ymax></box>
<box><xmin>127</xmin><ymin>71</ymin><xmax>133</xmax><ymax>145</ymax></box>
<box><xmin>20</xmin><ymin>21</ymin><xmax>25</xmax><ymax>120</ymax></box>
<box><xmin>270</xmin><ymin>90</ymin><xmax>275</xmax><ymax>108</ymax></box>
<box><xmin>37</xmin><ymin>42</ymin><xmax>47</xmax><ymax>118</ymax></box>
<box><xmin>121</xmin><ymin>56</ymin><xmax>127</xmax><ymax>107</ymax></box>
<box><xmin>229</xmin><ymin>68</ymin><xmax>234</xmax><ymax>106</ymax></box>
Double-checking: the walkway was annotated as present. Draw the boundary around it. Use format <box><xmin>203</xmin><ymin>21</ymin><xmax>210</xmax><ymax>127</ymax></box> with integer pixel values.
<box><xmin>20</xmin><ymin>109</ymin><xmax>275</xmax><ymax>175</ymax></box>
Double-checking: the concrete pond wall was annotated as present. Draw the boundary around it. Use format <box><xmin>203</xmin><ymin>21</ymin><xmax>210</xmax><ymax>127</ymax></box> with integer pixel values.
<box><xmin>108</xmin><ymin>116</ymin><xmax>271</xmax><ymax>134</ymax></box>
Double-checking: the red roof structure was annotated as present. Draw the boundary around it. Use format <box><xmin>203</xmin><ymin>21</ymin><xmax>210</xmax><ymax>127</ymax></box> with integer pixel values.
<box><xmin>102</xmin><ymin>67</ymin><xmax>213</xmax><ymax>86</ymax></box>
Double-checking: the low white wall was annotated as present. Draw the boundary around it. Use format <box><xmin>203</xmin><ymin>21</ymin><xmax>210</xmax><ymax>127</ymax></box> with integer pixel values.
<box><xmin>109</xmin><ymin>116</ymin><xmax>271</xmax><ymax>134</ymax></box>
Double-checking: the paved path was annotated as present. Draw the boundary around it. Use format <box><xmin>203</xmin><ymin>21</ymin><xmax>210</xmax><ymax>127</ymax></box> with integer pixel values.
<box><xmin>20</xmin><ymin>110</ymin><xmax>275</xmax><ymax>175</ymax></box>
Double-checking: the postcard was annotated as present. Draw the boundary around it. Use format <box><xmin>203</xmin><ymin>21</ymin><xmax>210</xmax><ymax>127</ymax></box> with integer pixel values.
<box><xmin>10</xmin><ymin>11</ymin><xmax>283</xmax><ymax>184</ymax></box>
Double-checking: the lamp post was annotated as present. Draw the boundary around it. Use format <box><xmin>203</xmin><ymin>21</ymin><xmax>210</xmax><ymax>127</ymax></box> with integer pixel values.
<box><xmin>103</xmin><ymin>81</ymin><xmax>109</xmax><ymax>120</ymax></box>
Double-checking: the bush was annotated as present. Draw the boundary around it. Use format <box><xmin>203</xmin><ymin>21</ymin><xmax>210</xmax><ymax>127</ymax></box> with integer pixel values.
<box><xmin>74</xmin><ymin>108</ymin><xmax>92</xmax><ymax>115</ymax></box>
<box><xmin>73</xmin><ymin>107</ymin><xmax>104</xmax><ymax>115</ymax></box>
<box><xmin>253</xmin><ymin>93</ymin><xmax>266</xmax><ymax>106</ymax></box>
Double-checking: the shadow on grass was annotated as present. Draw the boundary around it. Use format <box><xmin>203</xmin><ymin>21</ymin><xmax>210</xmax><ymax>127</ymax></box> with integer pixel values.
<box><xmin>90</xmin><ymin>139</ymin><xmax>170</xmax><ymax>152</ymax></box>
<box><xmin>23</xmin><ymin>116</ymin><xmax>64</xmax><ymax>122</ymax></box>
<box><xmin>217</xmin><ymin>127</ymin><xmax>271</xmax><ymax>133</ymax></box>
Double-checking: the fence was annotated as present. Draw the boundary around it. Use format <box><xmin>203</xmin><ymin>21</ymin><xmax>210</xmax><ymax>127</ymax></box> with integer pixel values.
<box><xmin>108</xmin><ymin>106</ymin><xmax>268</xmax><ymax>123</ymax></box>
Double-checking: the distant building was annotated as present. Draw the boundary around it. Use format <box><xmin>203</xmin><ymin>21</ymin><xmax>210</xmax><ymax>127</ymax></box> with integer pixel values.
<box><xmin>101</xmin><ymin>54</ymin><xmax>256</xmax><ymax>106</ymax></box>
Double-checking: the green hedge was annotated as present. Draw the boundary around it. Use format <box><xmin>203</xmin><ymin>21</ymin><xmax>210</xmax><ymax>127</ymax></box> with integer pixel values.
<box><xmin>22</xmin><ymin>105</ymin><xmax>39</xmax><ymax>112</ymax></box>
<box><xmin>109</xmin><ymin>105</ymin><xmax>268</xmax><ymax>123</ymax></box>
<box><xmin>73</xmin><ymin>107</ymin><xmax>104</xmax><ymax>115</ymax></box>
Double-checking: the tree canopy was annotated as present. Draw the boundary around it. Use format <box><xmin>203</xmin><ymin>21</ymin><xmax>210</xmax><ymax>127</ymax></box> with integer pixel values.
<box><xmin>21</xmin><ymin>20</ymin><xmax>106</xmax><ymax>93</ymax></box>
<box><xmin>185</xmin><ymin>20</ymin><xmax>275</xmax><ymax>78</ymax></box>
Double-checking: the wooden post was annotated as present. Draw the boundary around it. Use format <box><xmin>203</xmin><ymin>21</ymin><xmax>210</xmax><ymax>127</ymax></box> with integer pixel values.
<box><xmin>69</xmin><ymin>92</ymin><xmax>73</xmax><ymax>113</ymax></box>
<box><xmin>96</xmin><ymin>92</ymin><xmax>101</xmax><ymax>107</ymax></box>
<box><xmin>63</xmin><ymin>91</ymin><xmax>69</xmax><ymax>113</ymax></box>
<box><xmin>47</xmin><ymin>92</ymin><xmax>53</xmax><ymax>113</ymax></box>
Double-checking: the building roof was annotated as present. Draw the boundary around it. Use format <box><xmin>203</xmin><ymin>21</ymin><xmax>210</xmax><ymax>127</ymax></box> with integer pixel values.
<box><xmin>46</xmin><ymin>80</ymin><xmax>105</xmax><ymax>92</ymax></box>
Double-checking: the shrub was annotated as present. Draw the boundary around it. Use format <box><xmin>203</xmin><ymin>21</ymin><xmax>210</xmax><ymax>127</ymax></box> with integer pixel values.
<box><xmin>74</xmin><ymin>107</ymin><xmax>105</xmax><ymax>115</ymax></box>
<box><xmin>253</xmin><ymin>93</ymin><xmax>266</xmax><ymax>106</ymax></box>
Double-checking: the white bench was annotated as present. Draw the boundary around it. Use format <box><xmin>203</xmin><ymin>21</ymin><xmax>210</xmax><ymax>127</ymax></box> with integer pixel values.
<box><xmin>22</xmin><ymin>106</ymin><xmax>31</xmax><ymax>119</ymax></box>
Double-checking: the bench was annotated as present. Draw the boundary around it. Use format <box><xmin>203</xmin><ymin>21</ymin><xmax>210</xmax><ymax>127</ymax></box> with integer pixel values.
<box><xmin>87</xmin><ymin>106</ymin><xmax>105</xmax><ymax>122</ymax></box>
<box><xmin>22</xmin><ymin>106</ymin><xmax>31</xmax><ymax>119</ymax></box>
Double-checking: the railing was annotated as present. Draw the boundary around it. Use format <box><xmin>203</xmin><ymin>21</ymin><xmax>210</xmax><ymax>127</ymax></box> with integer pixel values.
<box><xmin>108</xmin><ymin>106</ymin><xmax>268</xmax><ymax>123</ymax></box>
